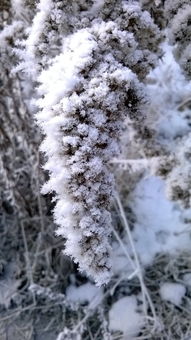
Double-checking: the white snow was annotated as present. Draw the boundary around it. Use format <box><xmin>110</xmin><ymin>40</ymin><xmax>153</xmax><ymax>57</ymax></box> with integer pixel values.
<box><xmin>0</xmin><ymin>21</ymin><xmax>23</xmax><ymax>49</ymax></box>
<box><xmin>117</xmin><ymin>45</ymin><xmax>191</xmax><ymax>271</ymax></box>
<box><xmin>129</xmin><ymin>176</ymin><xmax>191</xmax><ymax>266</ymax></box>
<box><xmin>109</xmin><ymin>295</ymin><xmax>145</xmax><ymax>338</ymax></box>
<box><xmin>183</xmin><ymin>273</ymin><xmax>191</xmax><ymax>286</ymax></box>
<box><xmin>34</xmin><ymin>28</ymin><xmax>97</xmax><ymax>95</ymax></box>
<box><xmin>66</xmin><ymin>282</ymin><xmax>103</xmax><ymax>308</ymax></box>
<box><xmin>147</xmin><ymin>43</ymin><xmax>191</xmax><ymax>150</ymax></box>
<box><xmin>23</xmin><ymin>0</ymin><xmax>53</xmax><ymax>77</ymax></box>
<box><xmin>112</xmin><ymin>241</ymin><xmax>133</xmax><ymax>277</ymax></box>
<box><xmin>160</xmin><ymin>282</ymin><xmax>186</xmax><ymax>306</ymax></box>
<box><xmin>89</xmin><ymin>0</ymin><xmax>105</xmax><ymax>13</ymax></box>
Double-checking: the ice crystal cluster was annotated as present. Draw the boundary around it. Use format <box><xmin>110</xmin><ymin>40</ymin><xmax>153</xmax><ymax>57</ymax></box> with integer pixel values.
<box><xmin>16</xmin><ymin>0</ymin><xmax>162</xmax><ymax>284</ymax></box>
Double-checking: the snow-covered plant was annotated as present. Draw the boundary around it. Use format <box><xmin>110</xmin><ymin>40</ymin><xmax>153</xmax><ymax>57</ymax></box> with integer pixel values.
<box><xmin>143</xmin><ymin>45</ymin><xmax>191</xmax><ymax>211</ymax></box>
<box><xmin>141</xmin><ymin>0</ymin><xmax>167</xmax><ymax>29</ymax></box>
<box><xmin>141</xmin><ymin>0</ymin><xmax>191</xmax><ymax>78</ymax></box>
<box><xmin>164</xmin><ymin>0</ymin><xmax>191</xmax><ymax>21</ymax></box>
<box><xmin>21</xmin><ymin>0</ymin><xmax>161</xmax><ymax>284</ymax></box>
<box><xmin>0</xmin><ymin>0</ymin><xmax>47</xmax><ymax>249</ymax></box>
<box><xmin>17</xmin><ymin>0</ymin><xmax>54</xmax><ymax>79</ymax></box>
<box><xmin>2</xmin><ymin>0</ymin><xmax>191</xmax><ymax>337</ymax></box>
<box><xmin>165</xmin><ymin>134</ymin><xmax>191</xmax><ymax>209</ymax></box>
<box><xmin>167</xmin><ymin>1</ymin><xmax>191</xmax><ymax>78</ymax></box>
<box><xmin>36</xmin><ymin>33</ymin><xmax>140</xmax><ymax>285</ymax></box>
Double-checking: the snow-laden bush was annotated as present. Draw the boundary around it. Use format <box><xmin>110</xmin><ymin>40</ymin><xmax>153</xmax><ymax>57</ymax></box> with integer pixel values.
<box><xmin>167</xmin><ymin>2</ymin><xmax>191</xmax><ymax>78</ymax></box>
<box><xmin>25</xmin><ymin>0</ymin><xmax>161</xmax><ymax>284</ymax></box>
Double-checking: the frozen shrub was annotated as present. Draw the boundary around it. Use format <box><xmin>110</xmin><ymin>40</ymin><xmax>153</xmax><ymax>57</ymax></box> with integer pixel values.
<box><xmin>164</xmin><ymin>0</ymin><xmax>191</xmax><ymax>21</ymax></box>
<box><xmin>167</xmin><ymin>3</ymin><xmax>191</xmax><ymax>78</ymax></box>
<box><xmin>36</xmin><ymin>28</ymin><xmax>142</xmax><ymax>284</ymax></box>
<box><xmin>30</xmin><ymin>0</ymin><xmax>162</xmax><ymax>284</ymax></box>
